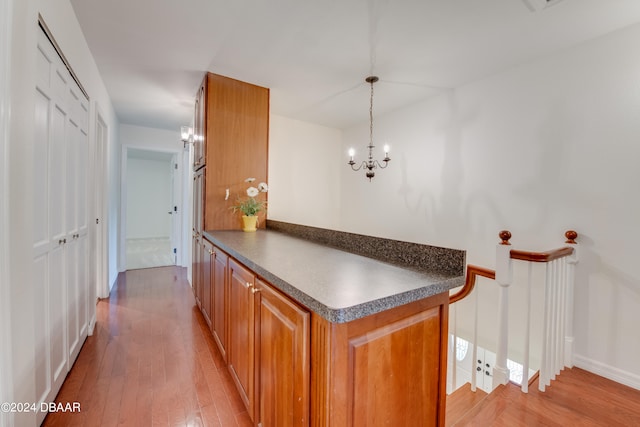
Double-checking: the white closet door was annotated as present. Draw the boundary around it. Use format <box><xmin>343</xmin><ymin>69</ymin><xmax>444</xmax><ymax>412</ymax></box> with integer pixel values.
<box><xmin>34</xmin><ymin>26</ymin><xmax>90</xmax><ymax>423</ymax></box>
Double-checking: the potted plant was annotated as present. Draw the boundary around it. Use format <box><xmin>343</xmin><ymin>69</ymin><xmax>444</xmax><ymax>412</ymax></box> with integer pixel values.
<box><xmin>229</xmin><ymin>177</ymin><xmax>268</xmax><ymax>232</ymax></box>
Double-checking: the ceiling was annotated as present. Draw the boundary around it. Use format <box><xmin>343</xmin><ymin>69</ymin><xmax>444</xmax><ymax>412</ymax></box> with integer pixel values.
<box><xmin>69</xmin><ymin>0</ymin><xmax>640</xmax><ymax>132</ymax></box>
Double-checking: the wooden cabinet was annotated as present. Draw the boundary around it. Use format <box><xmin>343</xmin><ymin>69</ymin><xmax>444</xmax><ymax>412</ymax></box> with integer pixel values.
<box><xmin>197</xmin><ymin>242</ymin><xmax>448</xmax><ymax>426</ymax></box>
<box><xmin>192</xmin><ymin>168</ymin><xmax>205</xmax><ymax>308</ymax></box>
<box><xmin>228</xmin><ymin>258</ymin><xmax>257</xmax><ymax>417</ymax></box>
<box><xmin>255</xmin><ymin>278</ymin><xmax>310</xmax><ymax>427</ymax></box>
<box><xmin>226</xmin><ymin>257</ymin><xmax>311</xmax><ymax>426</ymax></box>
<box><xmin>192</xmin><ymin>72</ymin><xmax>269</xmax><ymax>230</ymax></box>
<box><xmin>211</xmin><ymin>245</ymin><xmax>228</xmax><ymax>361</ymax></box>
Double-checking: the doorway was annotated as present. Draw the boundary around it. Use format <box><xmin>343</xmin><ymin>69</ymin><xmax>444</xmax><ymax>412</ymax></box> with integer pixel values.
<box><xmin>125</xmin><ymin>148</ymin><xmax>178</xmax><ymax>270</ymax></box>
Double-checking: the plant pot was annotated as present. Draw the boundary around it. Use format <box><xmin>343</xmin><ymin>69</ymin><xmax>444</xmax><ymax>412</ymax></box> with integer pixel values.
<box><xmin>241</xmin><ymin>215</ymin><xmax>258</xmax><ymax>232</ymax></box>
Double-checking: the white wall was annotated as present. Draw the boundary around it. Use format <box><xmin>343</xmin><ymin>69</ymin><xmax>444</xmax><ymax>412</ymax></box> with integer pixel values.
<box><xmin>126</xmin><ymin>157</ymin><xmax>172</xmax><ymax>239</ymax></box>
<box><xmin>338</xmin><ymin>25</ymin><xmax>640</xmax><ymax>388</ymax></box>
<box><xmin>268</xmin><ymin>114</ymin><xmax>342</xmax><ymax>229</ymax></box>
<box><xmin>271</xmin><ymin>24</ymin><xmax>640</xmax><ymax>388</ymax></box>
<box><xmin>120</xmin><ymin>123</ymin><xmax>183</xmax><ymax>152</ymax></box>
<box><xmin>4</xmin><ymin>0</ymin><xmax>119</xmax><ymax>422</ymax></box>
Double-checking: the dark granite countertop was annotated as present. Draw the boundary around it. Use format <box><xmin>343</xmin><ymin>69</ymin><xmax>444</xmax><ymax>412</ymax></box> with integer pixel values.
<box><xmin>203</xmin><ymin>224</ymin><xmax>465</xmax><ymax>323</ymax></box>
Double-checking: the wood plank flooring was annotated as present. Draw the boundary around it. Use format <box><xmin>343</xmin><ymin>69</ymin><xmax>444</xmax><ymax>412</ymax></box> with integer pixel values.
<box><xmin>42</xmin><ymin>266</ymin><xmax>252</xmax><ymax>427</ymax></box>
<box><xmin>447</xmin><ymin>368</ymin><xmax>640</xmax><ymax>426</ymax></box>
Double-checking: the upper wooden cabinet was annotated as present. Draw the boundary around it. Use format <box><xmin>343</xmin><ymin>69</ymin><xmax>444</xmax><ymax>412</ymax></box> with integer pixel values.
<box><xmin>193</xmin><ymin>79</ymin><xmax>206</xmax><ymax>170</ymax></box>
<box><xmin>193</xmin><ymin>72</ymin><xmax>269</xmax><ymax>230</ymax></box>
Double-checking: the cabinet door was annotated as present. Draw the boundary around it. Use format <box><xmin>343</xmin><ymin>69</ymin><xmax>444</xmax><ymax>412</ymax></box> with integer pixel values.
<box><xmin>212</xmin><ymin>246</ymin><xmax>228</xmax><ymax>361</ymax></box>
<box><xmin>193</xmin><ymin>168</ymin><xmax>204</xmax><ymax>234</ymax></box>
<box><xmin>201</xmin><ymin>239</ymin><xmax>213</xmax><ymax>328</ymax></box>
<box><xmin>192</xmin><ymin>235</ymin><xmax>203</xmax><ymax>308</ymax></box>
<box><xmin>193</xmin><ymin>78</ymin><xmax>206</xmax><ymax>170</ymax></box>
<box><xmin>255</xmin><ymin>279</ymin><xmax>310</xmax><ymax>427</ymax></box>
<box><xmin>228</xmin><ymin>258</ymin><xmax>256</xmax><ymax>419</ymax></box>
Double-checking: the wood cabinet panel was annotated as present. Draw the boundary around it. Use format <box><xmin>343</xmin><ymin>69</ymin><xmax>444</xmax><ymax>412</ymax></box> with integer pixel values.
<box><xmin>255</xmin><ymin>278</ymin><xmax>310</xmax><ymax>427</ymax></box>
<box><xmin>192</xmin><ymin>235</ymin><xmax>202</xmax><ymax>308</ymax></box>
<box><xmin>349</xmin><ymin>307</ymin><xmax>442</xmax><ymax>427</ymax></box>
<box><xmin>228</xmin><ymin>258</ymin><xmax>256</xmax><ymax>419</ymax></box>
<box><xmin>201</xmin><ymin>239</ymin><xmax>213</xmax><ymax>328</ymax></box>
<box><xmin>212</xmin><ymin>246</ymin><xmax>228</xmax><ymax>361</ymax></box>
<box><xmin>311</xmin><ymin>292</ymin><xmax>449</xmax><ymax>427</ymax></box>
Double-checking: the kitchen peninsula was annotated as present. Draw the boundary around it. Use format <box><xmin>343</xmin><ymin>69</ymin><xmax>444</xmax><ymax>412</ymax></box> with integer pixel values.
<box><xmin>189</xmin><ymin>72</ymin><xmax>465</xmax><ymax>426</ymax></box>
<box><xmin>199</xmin><ymin>220</ymin><xmax>465</xmax><ymax>427</ymax></box>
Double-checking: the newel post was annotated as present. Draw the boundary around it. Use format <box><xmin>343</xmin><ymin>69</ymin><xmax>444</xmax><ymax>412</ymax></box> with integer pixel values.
<box><xmin>564</xmin><ymin>230</ymin><xmax>579</xmax><ymax>368</ymax></box>
<box><xmin>493</xmin><ymin>230</ymin><xmax>513</xmax><ymax>389</ymax></box>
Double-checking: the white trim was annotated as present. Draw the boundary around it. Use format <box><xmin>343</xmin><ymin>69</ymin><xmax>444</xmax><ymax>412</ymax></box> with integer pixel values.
<box><xmin>94</xmin><ymin>109</ymin><xmax>109</xmax><ymax>298</ymax></box>
<box><xmin>0</xmin><ymin>0</ymin><xmax>13</xmax><ymax>424</ymax></box>
<box><xmin>574</xmin><ymin>354</ymin><xmax>640</xmax><ymax>391</ymax></box>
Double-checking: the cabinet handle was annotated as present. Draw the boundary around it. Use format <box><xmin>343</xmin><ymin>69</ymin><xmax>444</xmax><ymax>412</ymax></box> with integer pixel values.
<box><xmin>246</xmin><ymin>282</ymin><xmax>253</xmax><ymax>288</ymax></box>
<box><xmin>208</xmin><ymin>249</ymin><xmax>214</xmax><ymax>255</ymax></box>
<box><xmin>251</xmin><ymin>287</ymin><xmax>261</xmax><ymax>294</ymax></box>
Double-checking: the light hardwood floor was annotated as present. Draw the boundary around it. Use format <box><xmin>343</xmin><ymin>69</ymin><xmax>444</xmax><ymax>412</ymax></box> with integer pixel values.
<box><xmin>446</xmin><ymin>367</ymin><xmax>640</xmax><ymax>426</ymax></box>
<box><xmin>42</xmin><ymin>266</ymin><xmax>251</xmax><ymax>427</ymax></box>
<box><xmin>43</xmin><ymin>266</ymin><xmax>640</xmax><ymax>426</ymax></box>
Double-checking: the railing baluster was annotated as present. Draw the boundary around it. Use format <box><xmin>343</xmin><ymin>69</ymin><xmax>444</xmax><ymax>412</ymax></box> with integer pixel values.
<box><xmin>540</xmin><ymin>261</ymin><xmax>551</xmax><ymax>391</ymax></box>
<box><xmin>522</xmin><ymin>262</ymin><xmax>533</xmax><ymax>393</ymax></box>
<box><xmin>558</xmin><ymin>258</ymin><xmax>567</xmax><ymax>376</ymax></box>
<box><xmin>471</xmin><ymin>288</ymin><xmax>479</xmax><ymax>392</ymax></box>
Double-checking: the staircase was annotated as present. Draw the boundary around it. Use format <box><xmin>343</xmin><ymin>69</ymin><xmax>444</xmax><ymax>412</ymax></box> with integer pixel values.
<box><xmin>446</xmin><ymin>368</ymin><xmax>640</xmax><ymax>426</ymax></box>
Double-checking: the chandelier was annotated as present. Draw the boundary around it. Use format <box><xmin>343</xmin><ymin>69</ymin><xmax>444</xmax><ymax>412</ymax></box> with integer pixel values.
<box><xmin>347</xmin><ymin>76</ymin><xmax>390</xmax><ymax>181</ymax></box>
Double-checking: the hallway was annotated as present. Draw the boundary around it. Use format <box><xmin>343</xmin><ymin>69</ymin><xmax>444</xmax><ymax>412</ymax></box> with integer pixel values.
<box><xmin>42</xmin><ymin>266</ymin><xmax>251</xmax><ymax>426</ymax></box>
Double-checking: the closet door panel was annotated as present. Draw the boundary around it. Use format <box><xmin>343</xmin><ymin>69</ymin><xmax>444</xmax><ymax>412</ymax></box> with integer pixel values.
<box><xmin>33</xmin><ymin>254</ymin><xmax>50</xmax><ymax>403</ymax></box>
<box><xmin>33</xmin><ymin>89</ymin><xmax>50</xmax><ymax>254</ymax></box>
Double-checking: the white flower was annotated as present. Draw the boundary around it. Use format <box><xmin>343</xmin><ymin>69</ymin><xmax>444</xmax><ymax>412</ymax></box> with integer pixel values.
<box><xmin>244</xmin><ymin>177</ymin><xmax>256</xmax><ymax>183</ymax></box>
<box><xmin>257</xmin><ymin>182</ymin><xmax>268</xmax><ymax>193</ymax></box>
<box><xmin>246</xmin><ymin>186</ymin><xmax>259</xmax><ymax>197</ymax></box>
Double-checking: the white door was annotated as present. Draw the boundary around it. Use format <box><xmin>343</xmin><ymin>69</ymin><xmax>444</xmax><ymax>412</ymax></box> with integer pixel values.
<box><xmin>33</xmin><ymin>26</ymin><xmax>90</xmax><ymax>425</ymax></box>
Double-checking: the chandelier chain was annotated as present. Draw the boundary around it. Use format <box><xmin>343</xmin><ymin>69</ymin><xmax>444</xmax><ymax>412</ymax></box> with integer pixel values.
<box><xmin>369</xmin><ymin>79</ymin><xmax>374</xmax><ymax>158</ymax></box>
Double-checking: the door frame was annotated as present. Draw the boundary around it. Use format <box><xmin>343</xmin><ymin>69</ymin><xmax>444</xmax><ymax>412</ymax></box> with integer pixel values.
<box><xmin>119</xmin><ymin>144</ymin><xmax>185</xmax><ymax>271</ymax></box>
<box><xmin>94</xmin><ymin>109</ymin><xmax>109</xmax><ymax>300</ymax></box>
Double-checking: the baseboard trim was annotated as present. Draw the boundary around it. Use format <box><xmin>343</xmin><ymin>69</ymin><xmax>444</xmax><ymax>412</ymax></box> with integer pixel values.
<box><xmin>87</xmin><ymin>314</ymin><xmax>96</xmax><ymax>336</ymax></box>
<box><xmin>573</xmin><ymin>354</ymin><xmax>640</xmax><ymax>391</ymax></box>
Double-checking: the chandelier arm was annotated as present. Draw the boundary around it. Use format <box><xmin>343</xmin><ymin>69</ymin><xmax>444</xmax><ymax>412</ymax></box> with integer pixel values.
<box><xmin>372</xmin><ymin>159</ymin><xmax>390</xmax><ymax>169</ymax></box>
<box><xmin>349</xmin><ymin>160</ymin><xmax>368</xmax><ymax>172</ymax></box>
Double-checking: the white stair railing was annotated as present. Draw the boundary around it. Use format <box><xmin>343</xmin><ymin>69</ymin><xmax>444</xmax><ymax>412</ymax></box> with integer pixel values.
<box><xmin>449</xmin><ymin>230</ymin><xmax>578</xmax><ymax>394</ymax></box>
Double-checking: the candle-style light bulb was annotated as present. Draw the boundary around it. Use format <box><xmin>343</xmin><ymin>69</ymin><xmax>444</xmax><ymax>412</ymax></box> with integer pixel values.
<box><xmin>348</xmin><ymin>148</ymin><xmax>355</xmax><ymax>160</ymax></box>
<box><xmin>383</xmin><ymin>144</ymin><xmax>390</xmax><ymax>155</ymax></box>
